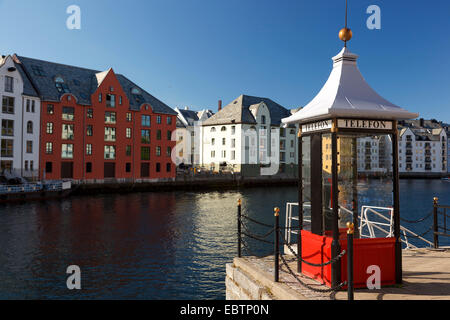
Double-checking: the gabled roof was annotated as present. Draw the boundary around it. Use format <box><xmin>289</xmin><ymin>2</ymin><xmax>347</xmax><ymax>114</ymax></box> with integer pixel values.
<box><xmin>282</xmin><ymin>47</ymin><xmax>419</xmax><ymax>124</ymax></box>
<box><xmin>14</xmin><ymin>55</ymin><xmax>176</xmax><ymax>115</ymax></box>
<box><xmin>202</xmin><ymin>94</ymin><xmax>291</xmax><ymax>126</ymax></box>
<box><xmin>0</xmin><ymin>55</ymin><xmax>38</xmax><ymax>97</ymax></box>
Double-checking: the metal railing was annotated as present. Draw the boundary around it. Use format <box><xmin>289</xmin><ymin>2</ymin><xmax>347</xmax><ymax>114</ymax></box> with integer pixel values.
<box><xmin>433</xmin><ymin>197</ymin><xmax>450</xmax><ymax>249</ymax></box>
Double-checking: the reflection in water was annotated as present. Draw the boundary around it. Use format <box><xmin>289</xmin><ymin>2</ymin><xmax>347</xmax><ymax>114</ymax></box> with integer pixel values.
<box><xmin>0</xmin><ymin>180</ymin><xmax>449</xmax><ymax>299</ymax></box>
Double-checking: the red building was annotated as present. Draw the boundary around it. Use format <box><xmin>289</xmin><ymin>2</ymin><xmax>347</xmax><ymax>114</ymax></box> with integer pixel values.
<box><xmin>14</xmin><ymin>56</ymin><xmax>177</xmax><ymax>181</ymax></box>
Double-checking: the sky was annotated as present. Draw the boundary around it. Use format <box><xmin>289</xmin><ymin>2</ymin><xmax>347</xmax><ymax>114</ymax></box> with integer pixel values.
<box><xmin>1</xmin><ymin>0</ymin><xmax>450</xmax><ymax>123</ymax></box>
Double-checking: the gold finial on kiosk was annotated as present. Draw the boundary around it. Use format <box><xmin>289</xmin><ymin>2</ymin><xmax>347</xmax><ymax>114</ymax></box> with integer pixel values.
<box><xmin>339</xmin><ymin>0</ymin><xmax>352</xmax><ymax>47</ymax></box>
<box><xmin>274</xmin><ymin>207</ymin><xmax>280</xmax><ymax>217</ymax></box>
<box><xmin>347</xmin><ymin>222</ymin><xmax>355</xmax><ymax>235</ymax></box>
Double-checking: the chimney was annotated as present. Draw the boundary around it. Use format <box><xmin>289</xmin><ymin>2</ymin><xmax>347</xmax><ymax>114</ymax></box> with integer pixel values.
<box><xmin>218</xmin><ymin>100</ymin><xmax>222</xmax><ymax>112</ymax></box>
<box><xmin>420</xmin><ymin>118</ymin><xmax>424</xmax><ymax>127</ymax></box>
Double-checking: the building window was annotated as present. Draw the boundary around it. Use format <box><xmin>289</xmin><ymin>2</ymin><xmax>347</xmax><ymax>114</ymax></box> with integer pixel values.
<box><xmin>231</xmin><ymin>151</ymin><xmax>236</xmax><ymax>160</ymax></box>
<box><xmin>167</xmin><ymin>117</ymin><xmax>172</xmax><ymax>125</ymax></box>
<box><xmin>126</xmin><ymin>113</ymin><xmax>132</xmax><ymax>122</ymax></box>
<box><xmin>104</xmin><ymin>127</ymin><xmax>116</xmax><ymax>142</ymax></box>
<box><xmin>31</xmin><ymin>100</ymin><xmax>35</xmax><ymax>113</ymax></box>
<box><xmin>47</xmin><ymin>104</ymin><xmax>54</xmax><ymax>114</ymax></box>
<box><xmin>119</xmin><ymin>96</ymin><xmax>123</xmax><ymax>105</ymax></box>
<box><xmin>46</xmin><ymin>142</ymin><xmax>53</xmax><ymax>154</ymax></box>
<box><xmin>167</xmin><ymin>130</ymin><xmax>172</xmax><ymax>141</ymax></box>
<box><xmin>1</xmin><ymin>120</ymin><xmax>14</xmax><ymax>136</ymax></box>
<box><xmin>46</xmin><ymin>122</ymin><xmax>53</xmax><ymax>134</ymax></box>
<box><xmin>87</xmin><ymin>108</ymin><xmax>93</xmax><ymax>119</ymax></box>
<box><xmin>222</xmin><ymin>138</ymin><xmax>226</xmax><ymax>146</ymax></box>
<box><xmin>126</xmin><ymin>145</ymin><xmax>132</xmax><ymax>156</ymax></box>
<box><xmin>4</xmin><ymin>76</ymin><xmax>14</xmax><ymax>93</ymax></box>
<box><xmin>221</xmin><ymin>126</ymin><xmax>227</xmax><ymax>132</ymax></box>
<box><xmin>104</xmin><ymin>146</ymin><xmax>116</xmax><ymax>159</ymax></box>
<box><xmin>126</xmin><ymin>128</ymin><xmax>132</xmax><ymax>139</ymax></box>
<box><xmin>142</xmin><ymin>115</ymin><xmax>151</xmax><ymax>127</ymax></box>
<box><xmin>30</xmin><ymin>161</ymin><xmax>34</xmax><ymax>171</ymax></box>
<box><xmin>105</xmin><ymin>111</ymin><xmax>116</xmax><ymax>124</ymax></box>
<box><xmin>261</xmin><ymin>115</ymin><xmax>266</xmax><ymax>124</ymax></box>
<box><xmin>2</xmin><ymin>96</ymin><xmax>14</xmax><ymax>114</ymax></box>
<box><xmin>55</xmin><ymin>76</ymin><xmax>69</xmax><ymax>93</ymax></box>
<box><xmin>212</xmin><ymin>138</ymin><xmax>215</xmax><ymax>146</ymax></box>
<box><xmin>106</xmin><ymin>94</ymin><xmax>116</xmax><ymax>107</ymax></box>
<box><xmin>156</xmin><ymin>146</ymin><xmax>161</xmax><ymax>156</ymax></box>
<box><xmin>62</xmin><ymin>107</ymin><xmax>75</xmax><ymax>121</ymax></box>
<box><xmin>231</xmin><ymin>126</ymin><xmax>236</xmax><ymax>135</ymax></box>
<box><xmin>156</xmin><ymin>163</ymin><xmax>161</xmax><ymax>172</ymax></box>
<box><xmin>45</xmin><ymin>162</ymin><xmax>52</xmax><ymax>173</ymax></box>
<box><xmin>86</xmin><ymin>162</ymin><xmax>92</xmax><ymax>173</ymax></box>
<box><xmin>86</xmin><ymin>125</ymin><xmax>93</xmax><ymax>136</ymax></box>
<box><xmin>141</xmin><ymin>130</ymin><xmax>151</xmax><ymax>144</ymax></box>
<box><xmin>99</xmin><ymin>93</ymin><xmax>102</xmax><ymax>103</ymax></box>
<box><xmin>1</xmin><ymin>139</ymin><xmax>13</xmax><ymax>157</ymax></box>
<box><xmin>26</xmin><ymin>141</ymin><xmax>33</xmax><ymax>153</ymax></box>
<box><xmin>166</xmin><ymin>146</ymin><xmax>172</xmax><ymax>157</ymax></box>
<box><xmin>86</xmin><ymin>144</ymin><xmax>92</xmax><ymax>155</ymax></box>
<box><xmin>24</xmin><ymin>161</ymin><xmax>29</xmax><ymax>171</ymax></box>
<box><xmin>211</xmin><ymin>150</ymin><xmax>215</xmax><ymax>158</ymax></box>
<box><xmin>62</xmin><ymin>144</ymin><xmax>74</xmax><ymax>159</ymax></box>
<box><xmin>141</xmin><ymin>147</ymin><xmax>150</xmax><ymax>160</ymax></box>
<box><xmin>231</xmin><ymin>139</ymin><xmax>236</xmax><ymax>148</ymax></box>
<box><xmin>210</xmin><ymin>127</ymin><xmax>216</xmax><ymax>133</ymax></box>
<box><xmin>222</xmin><ymin>150</ymin><xmax>226</xmax><ymax>158</ymax></box>
<box><xmin>156</xmin><ymin>115</ymin><xmax>162</xmax><ymax>124</ymax></box>
<box><xmin>62</xmin><ymin>124</ymin><xmax>74</xmax><ymax>140</ymax></box>
<box><xmin>156</xmin><ymin>130</ymin><xmax>161</xmax><ymax>140</ymax></box>
<box><xmin>125</xmin><ymin>163</ymin><xmax>131</xmax><ymax>173</ymax></box>
<box><xmin>26</xmin><ymin>100</ymin><xmax>30</xmax><ymax>112</ymax></box>
<box><xmin>166</xmin><ymin>163</ymin><xmax>171</xmax><ymax>172</ymax></box>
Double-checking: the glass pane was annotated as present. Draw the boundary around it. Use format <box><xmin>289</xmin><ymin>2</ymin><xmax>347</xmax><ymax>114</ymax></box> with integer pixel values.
<box><xmin>302</xmin><ymin>136</ymin><xmax>311</xmax><ymax>231</ymax></box>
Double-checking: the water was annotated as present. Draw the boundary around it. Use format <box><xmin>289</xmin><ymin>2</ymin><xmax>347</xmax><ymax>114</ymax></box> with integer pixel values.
<box><xmin>0</xmin><ymin>179</ymin><xmax>449</xmax><ymax>300</ymax></box>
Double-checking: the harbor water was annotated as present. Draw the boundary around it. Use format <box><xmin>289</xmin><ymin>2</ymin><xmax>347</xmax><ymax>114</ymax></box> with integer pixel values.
<box><xmin>0</xmin><ymin>179</ymin><xmax>449</xmax><ymax>299</ymax></box>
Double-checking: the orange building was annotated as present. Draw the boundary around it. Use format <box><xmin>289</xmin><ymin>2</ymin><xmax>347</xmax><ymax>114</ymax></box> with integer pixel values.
<box><xmin>14</xmin><ymin>55</ymin><xmax>176</xmax><ymax>181</ymax></box>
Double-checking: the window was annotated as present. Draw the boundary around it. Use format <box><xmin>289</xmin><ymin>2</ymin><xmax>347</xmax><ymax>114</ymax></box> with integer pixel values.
<box><xmin>55</xmin><ymin>76</ymin><xmax>70</xmax><ymax>93</ymax></box>
<box><xmin>5</xmin><ymin>76</ymin><xmax>14</xmax><ymax>92</ymax></box>
<box><xmin>104</xmin><ymin>127</ymin><xmax>116</xmax><ymax>141</ymax></box>
<box><xmin>222</xmin><ymin>138</ymin><xmax>226</xmax><ymax>146</ymax></box>
<box><xmin>106</xmin><ymin>94</ymin><xmax>116</xmax><ymax>107</ymax></box>
<box><xmin>126</xmin><ymin>113</ymin><xmax>132</xmax><ymax>122</ymax></box>
<box><xmin>47</xmin><ymin>104</ymin><xmax>54</xmax><ymax>114</ymax></box>
<box><xmin>211</xmin><ymin>138</ymin><xmax>215</xmax><ymax>146</ymax></box>
<box><xmin>1</xmin><ymin>120</ymin><xmax>14</xmax><ymax>136</ymax></box>
<box><xmin>142</xmin><ymin>115</ymin><xmax>151</xmax><ymax>127</ymax></box>
<box><xmin>2</xmin><ymin>96</ymin><xmax>14</xmax><ymax>114</ymax></box>
<box><xmin>156</xmin><ymin>146</ymin><xmax>161</xmax><ymax>156</ymax></box>
<box><xmin>126</xmin><ymin>145</ymin><xmax>132</xmax><ymax>156</ymax></box>
<box><xmin>99</xmin><ymin>93</ymin><xmax>102</xmax><ymax>102</ymax></box>
<box><xmin>157</xmin><ymin>130</ymin><xmax>161</xmax><ymax>140</ymax></box>
<box><xmin>222</xmin><ymin>150</ymin><xmax>226</xmax><ymax>158</ymax></box>
<box><xmin>105</xmin><ymin>111</ymin><xmax>116</xmax><ymax>124</ymax></box>
<box><xmin>46</xmin><ymin>142</ymin><xmax>53</xmax><ymax>154</ymax></box>
<box><xmin>119</xmin><ymin>96</ymin><xmax>123</xmax><ymax>105</ymax></box>
<box><xmin>27</xmin><ymin>141</ymin><xmax>33</xmax><ymax>153</ymax></box>
<box><xmin>231</xmin><ymin>139</ymin><xmax>236</xmax><ymax>148</ymax></box>
<box><xmin>62</xmin><ymin>107</ymin><xmax>74</xmax><ymax>121</ymax></box>
<box><xmin>221</xmin><ymin>126</ymin><xmax>227</xmax><ymax>132</ymax></box>
<box><xmin>1</xmin><ymin>139</ymin><xmax>13</xmax><ymax>157</ymax></box>
<box><xmin>104</xmin><ymin>146</ymin><xmax>116</xmax><ymax>159</ymax></box>
<box><xmin>86</xmin><ymin>144</ymin><xmax>92</xmax><ymax>155</ymax></box>
<box><xmin>86</xmin><ymin>162</ymin><xmax>92</xmax><ymax>173</ymax></box>
<box><xmin>86</xmin><ymin>125</ymin><xmax>93</xmax><ymax>136</ymax></box>
<box><xmin>166</xmin><ymin>146</ymin><xmax>172</xmax><ymax>157</ymax></box>
<box><xmin>27</xmin><ymin>121</ymin><xmax>33</xmax><ymax>134</ymax></box>
<box><xmin>125</xmin><ymin>163</ymin><xmax>131</xmax><ymax>173</ymax></box>
<box><xmin>167</xmin><ymin>130</ymin><xmax>172</xmax><ymax>141</ymax></box>
<box><xmin>231</xmin><ymin>151</ymin><xmax>236</xmax><ymax>160</ymax></box>
<box><xmin>124</xmin><ymin>128</ymin><xmax>131</xmax><ymax>138</ymax></box>
<box><xmin>156</xmin><ymin>116</ymin><xmax>162</xmax><ymax>124</ymax></box>
<box><xmin>261</xmin><ymin>115</ymin><xmax>266</xmax><ymax>124</ymax></box>
<box><xmin>87</xmin><ymin>108</ymin><xmax>93</xmax><ymax>119</ymax></box>
<box><xmin>141</xmin><ymin>130</ymin><xmax>150</xmax><ymax>144</ymax></box>
<box><xmin>62</xmin><ymin>124</ymin><xmax>74</xmax><ymax>140</ymax></box>
<box><xmin>210</xmin><ymin>127</ymin><xmax>216</xmax><ymax>132</ymax></box>
<box><xmin>231</xmin><ymin>126</ymin><xmax>236</xmax><ymax>135</ymax></box>
<box><xmin>156</xmin><ymin>163</ymin><xmax>161</xmax><ymax>172</ymax></box>
<box><xmin>45</xmin><ymin>162</ymin><xmax>52</xmax><ymax>173</ymax></box>
<box><xmin>141</xmin><ymin>147</ymin><xmax>150</xmax><ymax>160</ymax></box>
<box><xmin>30</xmin><ymin>160</ymin><xmax>34</xmax><ymax>172</ymax></box>
<box><xmin>211</xmin><ymin>151</ymin><xmax>215</xmax><ymax>158</ymax></box>
<box><xmin>31</xmin><ymin>100</ymin><xmax>35</xmax><ymax>113</ymax></box>
<box><xmin>46</xmin><ymin>123</ymin><xmax>53</xmax><ymax>134</ymax></box>
<box><xmin>62</xmin><ymin>144</ymin><xmax>74</xmax><ymax>159</ymax></box>
<box><xmin>166</xmin><ymin>163</ymin><xmax>171</xmax><ymax>172</ymax></box>
<box><xmin>26</xmin><ymin>100</ymin><xmax>30</xmax><ymax>112</ymax></box>
<box><xmin>167</xmin><ymin>117</ymin><xmax>172</xmax><ymax>125</ymax></box>
<box><xmin>24</xmin><ymin>161</ymin><xmax>28</xmax><ymax>171</ymax></box>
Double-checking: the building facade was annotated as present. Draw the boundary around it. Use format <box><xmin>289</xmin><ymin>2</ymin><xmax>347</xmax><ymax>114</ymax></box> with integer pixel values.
<box><xmin>200</xmin><ymin>95</ymin><xmax>298</xmax><ymax>176</ymax></box>
<box><xmin>0</xmin><ymin>55</ymin><xmax>40</xmax><ymax>180</ymax></box>
<box><xmin>14</xmin><ymin>55</ymin><xmax>177</xmax><ymax>182</ymax></box>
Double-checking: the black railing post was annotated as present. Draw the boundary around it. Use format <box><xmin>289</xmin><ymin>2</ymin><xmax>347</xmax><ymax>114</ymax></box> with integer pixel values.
<box><xmin>238</xmin><ymin>199</ymin><xmax>242</xmax><ymax>258</ymax></box>
<box><xmin>274</xmin><ymin>207</ymin><xmax>280</xmax><ymax>282</ymax></box>
<box><xmin>347</xmin><ymin>222</ymin><xmax>354</xmax><ymax>301</ymax></box>
<box><xmin>433</xmin><ymin>197</ymin><xmax>439</xmax><ymax>249</ymax></box>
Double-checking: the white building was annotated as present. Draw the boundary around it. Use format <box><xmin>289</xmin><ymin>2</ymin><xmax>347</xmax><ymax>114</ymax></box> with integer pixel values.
<box><xmin>200</xmin><ymin>94</ymin><xmax>298</xmax><ymax>176</ymax></box>
<box><xmin>175</xmin><ymin>106</ymin><xmax>213</xmax><ymax>166</ymax></box>
<box><xmin>398</xmin><ymin>120</ymin><xmax>447</xmax><ymax>175</ymax></box>
<box><xmin>0</xmin><ymin>55</ymin><xmax>40</xmax><ymax>180</ymax></box>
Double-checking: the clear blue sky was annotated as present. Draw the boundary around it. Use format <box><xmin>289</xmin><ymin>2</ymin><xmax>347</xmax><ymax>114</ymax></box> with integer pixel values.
<box><xmin>1</xmin><ymin>0</ymin><xmax>449</xmax><ymax>123</ymax></box>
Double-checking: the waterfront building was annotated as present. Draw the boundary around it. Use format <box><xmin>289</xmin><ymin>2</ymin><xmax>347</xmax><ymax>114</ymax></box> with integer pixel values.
<box><xmin>175</xmin><ymin>106</ymin><xmax>213</xmax><ymax>166</ymax></box>
<box><xmin>398</xmin><ymin>119</ymin><xmax>447</xmax><ymax>175</ymax></box>
<box><xmin>201</xmin><ymin>94</ymin><xmax>298</xmax><ymax>176</ymax></box>
<box><xmin>13</xmin><ymin>55</ymin><xmax>177</xmax><ymax>182</ymax></box>
<box><xmin>0</xmin><ymin>55</ymin><xmax>40</xmax><ymax>180</ymax></box>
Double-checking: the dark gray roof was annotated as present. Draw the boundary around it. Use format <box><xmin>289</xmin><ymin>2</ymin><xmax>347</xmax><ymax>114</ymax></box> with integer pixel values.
<box><xmin>14</xmin><ymin>62</ymin><xmax>38</xmax><ymax>97</ymax></box>
<box><xmin>202</xmin><ymin>94</ymin><xmax>291</xmax><ymax>126</ymax></box>
<box><xmin>15</xmin><ymin>55</ymin><xmax>176</xmax><ymax>115</ymax></box>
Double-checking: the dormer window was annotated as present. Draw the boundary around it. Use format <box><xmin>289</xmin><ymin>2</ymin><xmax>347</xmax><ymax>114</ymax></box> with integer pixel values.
<box><xmin>54</xmin><ymin>76</ymin><xmax>70</xmax><ymax>94</ymax></box>
<box><xmin>131</xmin><ymin>87</ymin><xmax>141</xmax><ymax>95</ymax></box>
<box><xmin>261</xmin><ymin>115</ymin><xmax>266</xmax><ymax>124</ymax></box>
